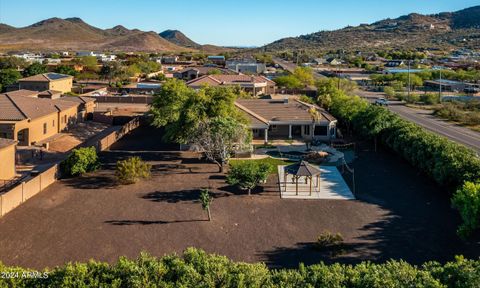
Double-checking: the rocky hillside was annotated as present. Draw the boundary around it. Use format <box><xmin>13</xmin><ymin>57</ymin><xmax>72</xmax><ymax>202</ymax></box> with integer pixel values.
<box><xmin>159</xmin><ymin>29</ymin><xmax>201</xmax><ymax>49</ymax></box>
<box><xmin>264</xmin><ymin>6</ymin><xmax>480</xmax><ymax>52</ymax></box>
<box><xmin>0</xmin><ymin>17</ymin><xmax>187</xmax><ymax>52</ymax></box>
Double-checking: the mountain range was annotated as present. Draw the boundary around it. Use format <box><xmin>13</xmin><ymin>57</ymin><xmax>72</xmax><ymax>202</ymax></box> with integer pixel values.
<box><xmin>1</xmin><ymin>5</ymin><xmax>479</xmax><ymax>53</ymax></box>
<box><xmin>0</xmin><ymin>18</ymin><xmax>230</xmax><ymax>53</ymax></box>
<box><xmin>264</xmin><ymin>5</ymin><xmax>480</xmax><ymax>52</ymax></box>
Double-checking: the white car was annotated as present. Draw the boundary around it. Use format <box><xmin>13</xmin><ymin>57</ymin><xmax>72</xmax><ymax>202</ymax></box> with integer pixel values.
<box><xmin>375</xmin><ymin>98</ymin><xmax>389</xmax><ymax>106</ymax></box>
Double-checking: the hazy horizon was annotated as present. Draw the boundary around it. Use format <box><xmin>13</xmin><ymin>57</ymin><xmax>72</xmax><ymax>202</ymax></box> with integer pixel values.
<box><xmin>0</xmin><ymin>0</ymin><xmax>478</xmax><ymax>46</ymax></box>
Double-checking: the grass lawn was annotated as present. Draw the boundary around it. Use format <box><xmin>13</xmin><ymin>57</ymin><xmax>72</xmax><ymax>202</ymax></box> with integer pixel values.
<box><xmin>230</xmin><ymin>157</ymin><xmax>294</xmax><ymax>174</ymax></box>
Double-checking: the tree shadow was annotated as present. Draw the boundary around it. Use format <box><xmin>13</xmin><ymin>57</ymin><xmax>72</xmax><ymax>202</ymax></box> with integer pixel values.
<box><xmin>63</xmin><ymin>173</ymin><xmax>118</xmax><ymax>189</ymax></box>
<box><xmin>260</xmin><ymin>240</ymin><xmax>381</xmax><ymax>269</ymax></box>
<box><xmin>142</xmin><ymin>189</ymin><xmax>232</xmax><ymax>204</ymax></box>
<box><xmin>104</xmin><ymin>219</ymin><xmax>207</xmax><ymax>226</ymax></box>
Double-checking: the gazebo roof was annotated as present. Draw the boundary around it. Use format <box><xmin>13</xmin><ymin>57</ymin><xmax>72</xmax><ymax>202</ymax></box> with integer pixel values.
<box><xmin>284</xmin><ymin>161</ymin><xmax>322</xmax><ymax>177</ymax></box>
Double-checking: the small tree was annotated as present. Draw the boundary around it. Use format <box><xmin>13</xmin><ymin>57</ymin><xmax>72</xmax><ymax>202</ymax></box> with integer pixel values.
<box><xmin>61</xmin><ymin>146</ymin><xmax>100</xmax><ymax>177</ymax></box>
<box><xmin>194</xmin><ymin>117</ymin><xmax>251</xmax><ymax>173</ymax></box>
<box><xmin>226</xmin><ymin>161</ymin><xmax>271</xmax><ymax>195</ymax></box>
<box><xmin>115</xmin><ymin>156</ymin><xmax>151</xmax><ymax>185</ymax></box>
<box><xmin>199</xmin><ymin>188</ymin><xmax>212</xmax><ymax>221</ymax></box>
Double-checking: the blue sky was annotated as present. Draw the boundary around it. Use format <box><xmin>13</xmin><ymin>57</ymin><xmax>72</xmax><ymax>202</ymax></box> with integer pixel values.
<box><xmin>0</xmin><ymin>0</ymin><xmax>478</xmax><ymax>46</ymax></box>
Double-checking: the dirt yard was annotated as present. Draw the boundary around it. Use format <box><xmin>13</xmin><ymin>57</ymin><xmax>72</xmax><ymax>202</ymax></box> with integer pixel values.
<box><xmin>0</xmin><ymin>125</ymin><xmax>478</xmax><ymax>270</ymax></box>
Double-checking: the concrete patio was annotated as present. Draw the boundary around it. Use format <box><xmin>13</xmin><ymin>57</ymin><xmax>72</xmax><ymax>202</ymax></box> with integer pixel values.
<box><xmin>277</xmin><ymin>165</ymin><xmax>354</xmax><ymax>200</ymax></box>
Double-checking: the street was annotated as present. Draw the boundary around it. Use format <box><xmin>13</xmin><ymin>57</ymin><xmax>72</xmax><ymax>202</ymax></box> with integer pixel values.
<box><xmin>356</xmin><ymin>90</ymin><xmax>480</xmax><ymax>154</ymax></box>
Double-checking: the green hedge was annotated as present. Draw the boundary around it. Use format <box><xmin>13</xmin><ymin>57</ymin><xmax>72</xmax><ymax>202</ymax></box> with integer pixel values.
<box><xmin>0</xmin><ymin>249</ymin><xmax>479</xmax><ymax>287</ymax></box>
<box><xmin>324</xmin><ymin>89</ymin><xmax>480</xmax><ymax>236</ymax></box>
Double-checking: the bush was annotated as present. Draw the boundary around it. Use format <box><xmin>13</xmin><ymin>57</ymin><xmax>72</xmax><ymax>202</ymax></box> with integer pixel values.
<box><xmin>115</xmin><ymin>156</ymin><xmax>151</xmax><ymax>184</ymax></box>
<box><xmin>1</xmin><ymin>248</ymin><xmax>480</xmax><ymax>287</ymax></box>
<box><xmin>61</xmin><ymin>147</ymin><xmax>99</xmax><ymax>177</ymax></box>
<box><xmin>383</xmin><ymin>86</ymin><xmax>395</xmax><ymax>98</ymax></box>
<box><xmin>420</xmin><ymin>93</ymin><xmax>440</xmax><ymax>105</ymax></box>
<box><xmin>452</xmin><ymin>182</ymin><xmax>480</xmax><ymax>238</ymax></box>
<box><xmin>314</xmin><ymin>231</ymin><xmax>346</xmax><ymax>257</ymax></box>
<box><xmin>227</xmin><ymin>161</ymin><xmax>271</xmax><ymax>195</ymax></box>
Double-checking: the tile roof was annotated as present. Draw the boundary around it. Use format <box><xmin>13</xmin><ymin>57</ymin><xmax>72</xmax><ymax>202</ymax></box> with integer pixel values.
<box><xmin>3</xmin><ymin>89</ymin><xmax>39</xmax><ymax>98</ymax></box>
<box><xmin>58</xmin><ymin>96</ymin><xmax>96</xmax><ymax>104</ymax></box>
<box><xmin>235</xmin><ymin>99</ymin><xmax>336</xmax><ymax>123</ymax></box>
<box><xmin>0</xmin><ymin>138</ymin><xmax>16</xmax><ymax>149</ymax></box>
<box><xmin>187</xmin><ymin>74</ymin><xmax>275</xmax><ymax>87</ymax></box>
<box><xmin>176</xmin><ymin>66</ymin><xmax>235</xmax><ymax>75</ymax></box>
<box><xmin>19</xmin><ymin>73</ymin><xmax>73</xmax><ymax>82</ymax></box>
<box><xmin>0</xmin><ymin>93</ymin><xmax>79</xmax><ymax>121</ymax></box>
<box><xmin>38</xmin><ymin>90</ymin><xmax>63</xmax><ymax>97</ymax></box>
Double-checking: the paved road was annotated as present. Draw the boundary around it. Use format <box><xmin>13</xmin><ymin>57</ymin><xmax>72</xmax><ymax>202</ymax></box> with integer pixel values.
<box><xmin>356</xmin><ymin>90</ymin><xmax>480</xmax><ymax>154</ymax></box>
<box><xmin>272</xmin><ymin>57</ymin><xmax>326</xmax><ymax>79</ymax></box>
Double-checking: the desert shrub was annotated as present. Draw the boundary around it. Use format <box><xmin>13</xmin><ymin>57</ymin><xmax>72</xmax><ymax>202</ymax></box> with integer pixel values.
<box><xmin>314</xmin><ymin>231</ymin><xmax>346</xmax><ymax>257</ymax></box>
<box><xmin>420</xmin><ymin>93</ymin><xmax>440</xmax><ymax>105</ymax></box>
<box><xmin>383</xmin><ymin>86</ymin><xmax>395</xmax><ymax>98</ymax></box>
<box><xmin>227</xmin><ymin>161</ymin><xmax>271</xmax><ymax>195</ymax></box>
<box><xmin>451</xmin><ymin>182</ymin><xmax>480</xmax><ymax>238</ymax></box>
<box><xmin>115</xmin><ymin>156</ymin><xmax>151</xmax><ymax>184</ymax></box>
<box><xmin>434</xmin><ymin>103</ymin><xmax>464</xmax><ymax>121</ymax></box>
<box><xmin>61</xmin><ymin>146</ymin><xmax>99</xmax><ymax>177</ymax></box>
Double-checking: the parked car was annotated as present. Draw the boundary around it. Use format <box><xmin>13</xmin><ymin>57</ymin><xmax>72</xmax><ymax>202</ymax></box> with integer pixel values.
<box><xmin>374</xmin><ymin>98</ymin><xmax>389</xmax><ymax>106</ymax></box>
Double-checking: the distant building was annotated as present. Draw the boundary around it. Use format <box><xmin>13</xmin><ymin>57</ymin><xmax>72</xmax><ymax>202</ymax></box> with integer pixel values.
<box><xmin>207</xmin><ymin>55</ymin><xmax>226</xmax><ymax>66</ymax></box>
<box><xmin>161</xmin><ymin>56</ymin><xmax>179</xmax><ymax>64</ymax></box>
<box><xmin>76</xmin><ymin>51</ymin><xmax>96</xmax><ymax>57</ymax></box>
<box><xmin>18</xmin><ymin>73</ymin><xmax>73</xmax><ymax>93</ymax></box>
<box><xmin>226</xmin><ymin>59</ymin><xmax>266</xmax><ymax>74</ymax></box>
<box><xmin>173</xmin><ymin>66</ymin><xmax>235</xmax><ymax>81</ymax></box>
<box><xmin>385</xmin><ymin>60</ymin><xmax>405</xmax><ymax>67</ymax></box>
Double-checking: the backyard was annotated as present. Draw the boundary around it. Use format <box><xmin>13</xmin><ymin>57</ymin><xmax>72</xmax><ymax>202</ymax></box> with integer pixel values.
<box><xmin>0</xmin><ymin>125</ymin><xmax>478</xmax><ymax>270</ymax></box>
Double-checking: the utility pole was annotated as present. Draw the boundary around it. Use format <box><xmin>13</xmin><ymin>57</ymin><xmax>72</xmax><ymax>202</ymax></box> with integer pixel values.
<box><xmin>407</xmin><ymin>60</ymin><xmax>411</xmax><ymax>101</ymax></box>
<box><xmin>439</xmin><ymin>68</ymin><xmax>442</xmax><ymax>102</ymax></box>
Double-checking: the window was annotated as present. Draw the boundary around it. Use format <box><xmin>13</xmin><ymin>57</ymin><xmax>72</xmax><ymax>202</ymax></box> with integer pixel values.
<box><xmin>314</xmin><ymin>125</ymin><xmax>328</xmax><ymax>136</ymax></box>
<box><xmin>63</xmin><ymin>115</ymin><xmax>67</xmax><ymax>124</ymax></box>
<box><xmin>52</xmin><ymin>120</ymin><xmax>55</xmax><ymax>127</ymax></box>
<box><xmin>304</xmin><ymin>125</ymin><xmax>310</xmax><ymax>135</ymax></box>
<box><xmin>43</xmin><ymin>123</ymin><xmax>47</xmax><ymax>134</ymax></box>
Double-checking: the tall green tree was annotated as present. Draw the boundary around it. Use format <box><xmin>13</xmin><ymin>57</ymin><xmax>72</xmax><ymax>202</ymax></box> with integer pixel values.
<box><xmin>0</xmin><ymin>69</ymin><xmax>21</xmax><ymax>92</ymax></box>
<box><xmin>23</xmin><ymin>62</ymin><xmax>47</xmax><ymax>77</ymax></box>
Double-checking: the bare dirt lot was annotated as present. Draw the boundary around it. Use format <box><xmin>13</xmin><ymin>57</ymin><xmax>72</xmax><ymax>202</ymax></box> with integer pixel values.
<box><xmin>0</xmin><ymin>125</ymin><xmax>478</xmax><ymax>270</ymax></box>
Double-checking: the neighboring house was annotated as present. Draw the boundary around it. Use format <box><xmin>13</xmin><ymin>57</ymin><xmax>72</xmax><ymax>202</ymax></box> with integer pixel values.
<box><xmin>76</xmin><ymin>51</ymin><xmax>96</xmax><ymax>57</ymax></box>
<box><xmin>235</xmin><ymin>98</ymin><xmax>337</xmax><ymax>143</ymax></box>
<box><xmin>207</xmin><ymin>55</ymin><xmax>226</xmax><ymax>66</ymax></box>
<box><xmin>0</xmin><ymin>92</ymin><xmax>81</xmax><ymax>146</ymax></box>
<box><xmin>326</xmin><ymin>58</ymin><xmax>342</xmax><ymax>66</ymax></box>
<box><xmin>173</xmin><ymin>66</ymin><xmax>235</xmax><ymax>81</ymax></box>
<box><xmin>0</xmin><ymin>138</ymin><xmax>16</xmax><ymax>181</ymax></box>
<box><xmin>161</xmin><ymin>56</ymin><xmax>179</xmax><ymax>64</ymax></box>
<box><xmin>18</xmin><ymin>73</ymin><xmax>73</xmax><ymax>93</ymax></box>
<box><xmin>186</xmin><ymin>75</ymin><xmax>276</xmax><ymax>96</ymax></box>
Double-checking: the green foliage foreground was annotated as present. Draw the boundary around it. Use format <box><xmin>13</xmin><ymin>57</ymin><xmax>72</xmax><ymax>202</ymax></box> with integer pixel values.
<box><xmin>1</xmin><ymin>248</ymin><xmax>479</xmax><ymax>288</ymax></box>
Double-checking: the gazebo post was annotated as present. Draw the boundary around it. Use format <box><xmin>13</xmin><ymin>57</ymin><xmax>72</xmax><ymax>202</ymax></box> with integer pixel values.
<box><xmin>295</xmin><ymin>176</ymin><xmax>298</xmax><ymax>195</ymax></box>
<box><xmin>284</xmin><ymin>172</ymin><xmax>287</xmax><ymax>192</ymax></box>
<box><xmin>309</xmin><ymin>176</ymin><xmax>312</xmax><ymax>196</ymax></box>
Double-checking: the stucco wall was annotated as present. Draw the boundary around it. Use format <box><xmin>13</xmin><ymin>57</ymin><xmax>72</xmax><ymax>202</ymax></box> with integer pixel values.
<box><xmin>14</xmin><ymin>113</ymin><xmax>58</xmax><ymax>145</ymax></box>
<box><xmin>0</xmin><ymin>144</ymin><xmax>16</xmax><ymax>180</ymax></box>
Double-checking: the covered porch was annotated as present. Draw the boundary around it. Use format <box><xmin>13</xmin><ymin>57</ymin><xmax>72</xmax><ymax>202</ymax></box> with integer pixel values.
<box><xmin>252</xmin><ymin>122</ymin><xmax>336</xmax><ymax>144</ymax></box>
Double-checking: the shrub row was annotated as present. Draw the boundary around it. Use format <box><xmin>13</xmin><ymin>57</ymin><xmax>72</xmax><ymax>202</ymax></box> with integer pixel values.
<box><xmin>0</xmin><ymin>248</ymin><xmax>479</xmax><ymax>288</ymax></box>
<box><xmin>327</xmin><ymin>91</ymin><xmax>480</xmax><ymax>236</ymax></box>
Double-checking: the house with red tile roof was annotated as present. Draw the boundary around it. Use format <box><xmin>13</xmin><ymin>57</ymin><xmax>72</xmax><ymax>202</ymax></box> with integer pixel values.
<box><xmin>186</xmin><ymin>74</ymin><xmax>275</xmax><ymax>96</ymax></box>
